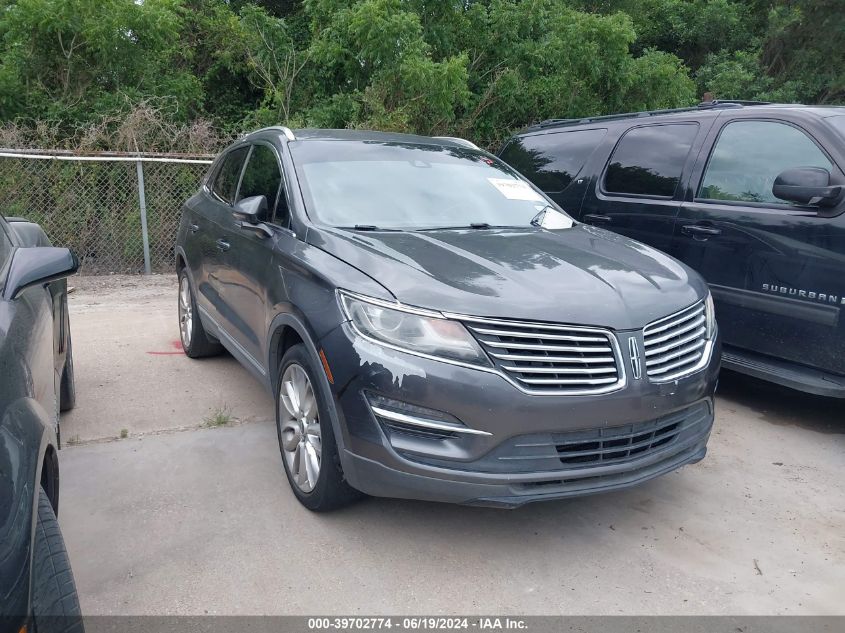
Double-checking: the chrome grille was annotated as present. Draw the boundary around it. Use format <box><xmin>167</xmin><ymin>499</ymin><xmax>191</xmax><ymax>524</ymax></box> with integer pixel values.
<box><xmin>643</xmin><ymin>301</ymin><xmax>708</xmax><ymax>381</ymax></box>
<box><xmin>461</xmin><ymin>317</ymin><xmax>623</xmax><ymax>394</ymax></box>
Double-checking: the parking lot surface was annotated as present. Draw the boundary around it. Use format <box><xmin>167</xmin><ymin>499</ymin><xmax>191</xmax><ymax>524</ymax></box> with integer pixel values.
<box><xmin>59</xmin><ymin>275</ymin><xmax>844</xmax><ymax>615</ymax></box>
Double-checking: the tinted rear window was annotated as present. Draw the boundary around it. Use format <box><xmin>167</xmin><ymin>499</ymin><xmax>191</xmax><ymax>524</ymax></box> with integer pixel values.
<box><xmin>500</xmin><ymin>129</ymin><xmax>606</xmax><ymax>192</ymax></box>
<box><xmin>603</xmin><ymin>124</ymin><xmax>698</xmax><ymax>197</ymax></box>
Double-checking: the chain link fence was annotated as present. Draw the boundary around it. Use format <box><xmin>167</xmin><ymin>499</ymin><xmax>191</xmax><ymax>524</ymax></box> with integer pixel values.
<box><xmin>0</xmin><ymin>150</ymin><xmax>214</xmax><ymax>273</ymax></box>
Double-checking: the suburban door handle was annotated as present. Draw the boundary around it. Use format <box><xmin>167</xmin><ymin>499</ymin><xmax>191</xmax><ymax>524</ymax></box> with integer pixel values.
<box><xmin>189</xmin><ymin>223</ymin><xmax>199</xmax><ymax>233</ymax></box>
<box><xmin>583</xmin><ymin>214</ymin><xmax>612</xmax><ymax>224</ymax></box>
<box><xmin>682</xmin><ymin>224</ymin><xmax>722</xmax><ymax>239</ymax></box>
<box><xmin>215</xmin><ymin>238</ymin><xmax>231</xmax><ymax>252</ymax></box>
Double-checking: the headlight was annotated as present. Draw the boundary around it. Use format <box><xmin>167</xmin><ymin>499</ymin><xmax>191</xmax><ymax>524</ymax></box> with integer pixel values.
<box><xmin>339</xmin><ymin>292</ymin><xmax>491</xmax><ymax>366</ymax></box>
<box><xmin>704</xmin><ymin>291</ymin><xmax>716</xmax><ymax>339</ymax></box>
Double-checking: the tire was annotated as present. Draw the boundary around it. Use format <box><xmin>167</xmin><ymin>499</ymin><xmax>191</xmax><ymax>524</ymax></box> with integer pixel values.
<box><xmin>59</xmin><ymin>328</ymin><xmax>76</xmax><ymax>412</ymax></box>
<box><xmin>275</xmin><ymin>344</ymin><xmax>361</xmax><ymax>511</ymax></box>
<box><xmin>178</xmin><ymin>268</ymin><xmax>223</xmax><ymax>358</ymax></box>
<box><xmin>31</xmin><ymin>488</ymin><xmax>84</xmax><ymax>633</ymax></box>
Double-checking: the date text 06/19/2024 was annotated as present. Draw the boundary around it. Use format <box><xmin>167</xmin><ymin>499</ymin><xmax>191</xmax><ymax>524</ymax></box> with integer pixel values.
<box><xmin>307</xmin><ymin>618</ymin><xmax>528</xmax><ymax>631</ymax></box>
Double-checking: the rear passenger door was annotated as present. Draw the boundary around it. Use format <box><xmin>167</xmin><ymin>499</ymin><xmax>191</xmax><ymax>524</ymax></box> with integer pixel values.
<box><xmin>581</xmin><ymin>123</ymin><xmax>704</xmax><ymax>253</ymax></box>
<box><xmin>674</xmin><ymin>117</ymin><xmax>845</xmax><ymax>375</ymax></box>
<box><xmin>194</xmin><ymin>145</ymin><xmax>249</xmax><ymax>329</ymax></box>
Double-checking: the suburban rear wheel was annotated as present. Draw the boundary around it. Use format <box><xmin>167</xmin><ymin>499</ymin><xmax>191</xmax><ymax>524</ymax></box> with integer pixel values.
<box><xmin>178</xmin><ymin>269</ymin><xmax>222</xmax><ymax>358</ymax></box>
<box><xmin>31</xmin><ymin>488</ymin><xmax>84</xmax><ymax>633</ymax></box>
<box><xmin>275</xmin><ymin>344</ymin><xmax>360</xmax><ymax>511</ymax></box>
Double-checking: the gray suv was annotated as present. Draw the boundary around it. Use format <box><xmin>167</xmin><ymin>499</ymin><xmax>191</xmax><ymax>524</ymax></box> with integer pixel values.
<box><xmin>175</xmin><ymin>128</ymin><xmax>720</xmax><ymax>510</ymax></box>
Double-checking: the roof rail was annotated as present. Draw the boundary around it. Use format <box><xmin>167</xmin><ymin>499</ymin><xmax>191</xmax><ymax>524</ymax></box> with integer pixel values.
<box><xmin>256</xmin><ymin>126</ymin><xmax>296</xmax><ymax>140</ymax></box>
<box><xmin>700</xmin><ymin>99</ymin><xmax>772</xmax><ymax>107</ymax></box>
<box><xmin>432</xmin><ymin>136</ymin><xmax>480</xmax><ymax>150</ymax></box>
<box><xmin>525</xmin><ymin>100</ymin><xmax>772</xmax><ymax>132</ymax></box>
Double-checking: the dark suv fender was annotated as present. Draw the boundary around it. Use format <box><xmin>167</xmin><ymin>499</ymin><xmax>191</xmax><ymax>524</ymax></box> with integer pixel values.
<box><xmin>0</xmin><ymin>397</ymin><xmax>58</xmax><ymax>618</ymax></box>
<box><xmin>265</xmin><ymin>312</ymin><xmax>353</xmax><ymax>470</ymax></box>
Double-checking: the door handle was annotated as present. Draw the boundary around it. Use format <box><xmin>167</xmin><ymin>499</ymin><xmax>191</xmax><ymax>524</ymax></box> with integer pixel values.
<box><xmin>189</xmin><ymin>223</ymin><xmax>200</xmax><ymax>233</ymax></box>
<box><xmin>215</xmin><ymin>238</ymin><xmax>231</xmax><ymax>252</ymax></box>
<box><xmin>681</xmin><ymin>224</ymin><xmax>722</xmax><ymax>239</ymax></box>
<box><xmin>583</xmin><ymin>214</ymin><xmax>612</xmax><ymax>224</ymax></box>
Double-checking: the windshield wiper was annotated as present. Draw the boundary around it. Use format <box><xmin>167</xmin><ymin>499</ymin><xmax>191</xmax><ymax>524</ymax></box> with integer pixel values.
<box><xmin>416</xmin><ymin>223</ymin><xmax>512</xmax><ymax>231</ymax></box>
<box><xmin>340</xmin><ymin>225</ymin><xmax>403</xmax><ymax>232</ymax></box>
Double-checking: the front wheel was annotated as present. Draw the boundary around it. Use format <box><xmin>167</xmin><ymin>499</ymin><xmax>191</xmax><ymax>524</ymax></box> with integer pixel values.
<box><xmin>275</xmin><ymin>344</ymin><xmax>360</xmax><ymax>511</ymax></box>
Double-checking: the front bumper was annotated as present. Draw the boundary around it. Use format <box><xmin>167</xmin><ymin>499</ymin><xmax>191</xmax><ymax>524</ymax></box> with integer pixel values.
<box><xmin>319</xmin><ymin>323</ymin><xmax>720</xmax><ymax>507</ymax></box>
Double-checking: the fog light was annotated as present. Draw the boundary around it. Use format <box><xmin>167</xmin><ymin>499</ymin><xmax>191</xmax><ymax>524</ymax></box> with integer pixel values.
<box><xmin>365</xmin><ymin>393</ymin><xmax>491</xmax><ymax>439</ymax></box>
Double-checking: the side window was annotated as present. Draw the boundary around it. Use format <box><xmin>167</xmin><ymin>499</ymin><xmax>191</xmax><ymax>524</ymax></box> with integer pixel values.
<box><xmin>603</xmin><ymin>124</ymin><xmax>698</xmax><ymax>197</ymax></box>
<box><xmin>237</xmin><ymin>144</ymin><xmax>287</xmax><ymax>224</ymax></box>
<box><xmin>211</xmin><ymin>146</ymin><xmax>249</xmax><ymax>204</ymax></box>
<box><xmin>500</xmin><ymin>128</ymin><xmax>607</xmax><ymax>192</ymax></box>
<box><xmin>699</xmin><ymin>120</ymin><xmax>833</xmax><ymax>204</ymax></box>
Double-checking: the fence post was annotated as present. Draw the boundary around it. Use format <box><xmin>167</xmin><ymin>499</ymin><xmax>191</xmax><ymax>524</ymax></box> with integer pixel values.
<box><xmin>135</xmin><ymin>160</ymin><xmax>152</xmax><ymax>274</ymax></box>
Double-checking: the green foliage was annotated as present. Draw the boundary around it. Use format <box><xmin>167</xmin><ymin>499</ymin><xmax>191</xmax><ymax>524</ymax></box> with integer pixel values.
<box><xmin>0</xmin><ymin>0</ymin><xmax>842</xmax><ymax>150</ymax></box>
<box><xmin>0</xmin><ymin>0</ymin><xmax>204</xmax><ymax>125</ymax></box>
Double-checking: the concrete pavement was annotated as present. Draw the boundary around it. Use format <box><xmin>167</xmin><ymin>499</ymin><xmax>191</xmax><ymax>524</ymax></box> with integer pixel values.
<box><xmin>57</xmin><ymin>275</ymin><xmax>845</xmax><ymax>615</ymax></box>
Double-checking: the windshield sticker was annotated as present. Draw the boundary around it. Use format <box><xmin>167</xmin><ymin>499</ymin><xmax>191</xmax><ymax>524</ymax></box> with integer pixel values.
<box><xmin>487</xmin><ymin>178</ymin><xmax>545</xmax><ymax>201</ymax></box>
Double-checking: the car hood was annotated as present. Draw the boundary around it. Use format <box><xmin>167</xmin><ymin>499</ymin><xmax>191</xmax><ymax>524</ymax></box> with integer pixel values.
<box><xmin>308</xmin><ymin>225</ymin><xmax>707</xmax><ymax>330</ymax></box>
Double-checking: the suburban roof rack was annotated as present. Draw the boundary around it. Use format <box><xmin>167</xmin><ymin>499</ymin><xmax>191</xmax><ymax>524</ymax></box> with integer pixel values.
<box><xmin>525</xmin><ymin>100</ymin><xmax>772</xmax><ymax>131</ymax></box>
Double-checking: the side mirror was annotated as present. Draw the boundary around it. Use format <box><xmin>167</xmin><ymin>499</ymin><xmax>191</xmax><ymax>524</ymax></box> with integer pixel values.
<box><xmin>772</xmin><ymin>167</ymin><xmax>842</xmax><ymax>207</ymax></box>
<box><xmin>233</xmin><ymin>195</ymin><xmax>268</xmax><ymax>224</ymax></box>
<box><xmin>3</xmin><ymin>247</ymin><xmax>79</xmax><ymax>301</ymax></box>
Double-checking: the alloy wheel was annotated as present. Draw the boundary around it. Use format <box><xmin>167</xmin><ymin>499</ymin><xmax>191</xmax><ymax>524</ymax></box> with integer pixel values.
<box><xmin>178</xmin><ymin>276</ymin><xmax>193</xmax><ymax>348</ymax></box>
<box><xmin>279</xmin><ymin>363</ymin><xmax>322</xmax><ymax>492</ymax></box>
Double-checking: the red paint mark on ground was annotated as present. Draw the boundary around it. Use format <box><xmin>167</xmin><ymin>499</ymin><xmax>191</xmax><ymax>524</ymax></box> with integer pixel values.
<box><xmin>147</xmin><ymin>340</ymin><xmax>186</xmax><ymax>356</ymax></box>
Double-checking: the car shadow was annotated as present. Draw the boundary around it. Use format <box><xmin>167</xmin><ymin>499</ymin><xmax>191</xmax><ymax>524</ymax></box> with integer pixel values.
<box><xmin>716</xmin><ymin>369</ymin><xmax>844</xmax><ymax>434</ymax></box>
<box><xmin>314</xmin><ymin>465</ymin><xmax>705</xmax><ymax>546</ymax></box>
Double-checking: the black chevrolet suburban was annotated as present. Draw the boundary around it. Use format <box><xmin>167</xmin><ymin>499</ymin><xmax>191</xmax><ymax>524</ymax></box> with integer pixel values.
<box><xmin>500</xmin><ymin>102</ymin><xmax>845</xmax><ymax>397</ymax></box>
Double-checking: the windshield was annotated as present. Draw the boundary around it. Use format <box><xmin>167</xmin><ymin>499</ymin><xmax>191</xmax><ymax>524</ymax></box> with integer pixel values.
<box><xmin>289</xmin><ymin>140</ymin><xmax>573</xmax><ymax>230</ymax></box>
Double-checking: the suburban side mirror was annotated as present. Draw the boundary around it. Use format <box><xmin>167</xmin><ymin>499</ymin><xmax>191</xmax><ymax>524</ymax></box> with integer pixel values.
<box><xmin>3</xmin><ymin>247</ymin><xmax>79</xmax><ymax>300</ymax></box>
<box><xmin>772</xmin><ymin>167</ymin><xmax>842</xmax><ymax>207</ymax></box>
<box><xmin>233</xmin><ymin>195</ymin><xmax>268</xmax><ymax>224</ymax></box>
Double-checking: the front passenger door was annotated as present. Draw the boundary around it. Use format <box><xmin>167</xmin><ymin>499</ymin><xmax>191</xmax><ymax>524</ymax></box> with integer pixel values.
<box><xmin>674</xmin><ymin>118</ymin><xmax>845</xmax><ymax>375</ymax></box>
<box><xmin>224</xmin><ymin>143</ymin><xmax>287</xmax><ymax>369</ymax></box>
